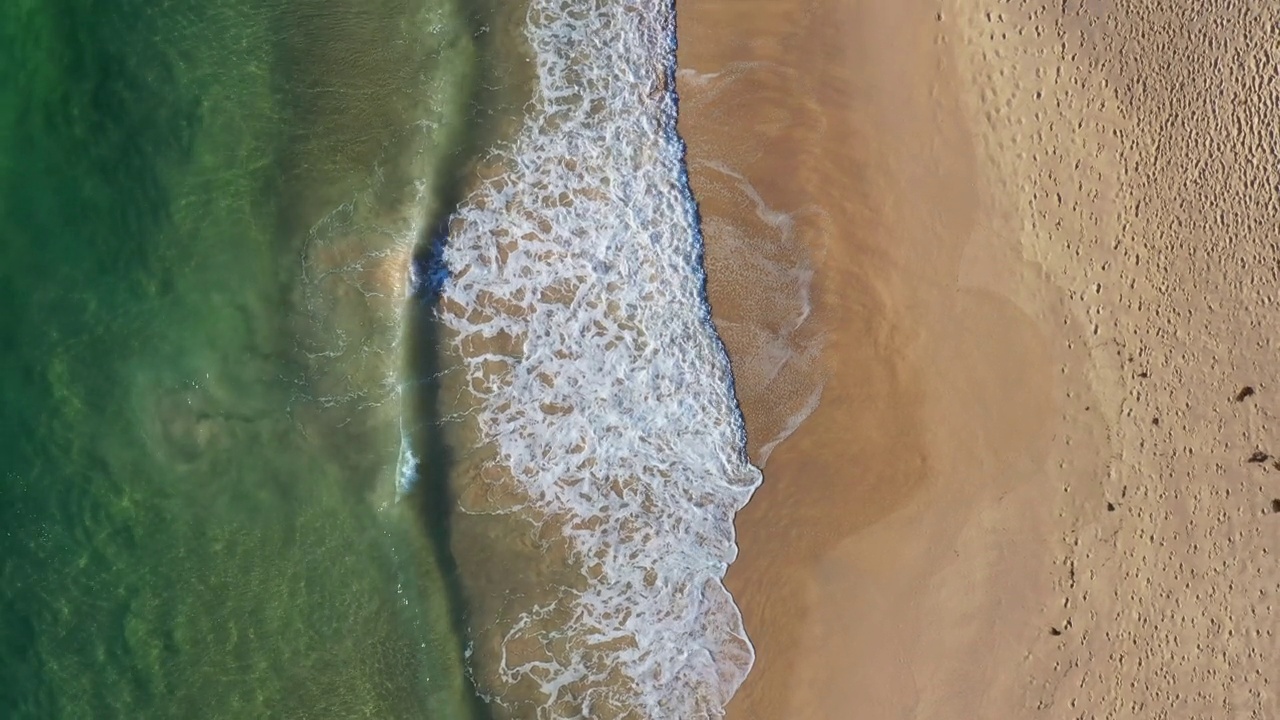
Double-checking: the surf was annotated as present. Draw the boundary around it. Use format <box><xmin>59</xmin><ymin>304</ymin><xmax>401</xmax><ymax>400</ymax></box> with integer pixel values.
<box><xmin>433</xmin><ymin>1</ymin><xmax>761</xmax><ymax>716</ymax></box>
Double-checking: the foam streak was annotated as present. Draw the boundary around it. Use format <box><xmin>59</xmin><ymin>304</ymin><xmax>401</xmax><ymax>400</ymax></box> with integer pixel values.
<box><xmin>438</xmin><ymin>1</ymin><xmax>761</xmax><ymax>716</ymax></box>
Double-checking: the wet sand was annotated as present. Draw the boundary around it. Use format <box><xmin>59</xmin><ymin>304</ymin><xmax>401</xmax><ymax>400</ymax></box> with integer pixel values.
<box><xmin>680</xmin><ymin>0</ymin><xmax>1280</xmax><ymax>717</ymax></box>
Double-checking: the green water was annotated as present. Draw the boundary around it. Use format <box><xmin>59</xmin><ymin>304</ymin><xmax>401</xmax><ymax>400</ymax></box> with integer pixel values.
<box><xmin>0</xmin><ymin>0</ymin><xmax>485</xmax><ymax>717</ymax></box>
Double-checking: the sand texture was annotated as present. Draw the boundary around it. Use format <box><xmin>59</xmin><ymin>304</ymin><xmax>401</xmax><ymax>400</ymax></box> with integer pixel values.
<box><xmin>678</xmin><ymin>0</ymin><xmax>1280</xmax><ymax>717</ymax></box>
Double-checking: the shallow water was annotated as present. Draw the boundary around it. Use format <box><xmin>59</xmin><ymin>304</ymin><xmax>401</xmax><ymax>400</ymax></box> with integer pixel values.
<box><xmin>0</xmin><ymin>1</ymin><xmax>489</xmax><ymax>716</ymax></box>
<box><xmin>433</xmin><ymin>2</ymin><xmax>760</xmax><ymax>717</ymax></box>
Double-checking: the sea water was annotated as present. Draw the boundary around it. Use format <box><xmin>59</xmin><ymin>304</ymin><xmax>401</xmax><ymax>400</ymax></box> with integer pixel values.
<box><xmin>0</xmin><ymin>1</ymin><xmax>486</xmax><ymax>717</ymax></box>
<box><xmin>433</xmin><ymin>2</ymin><xmax>761</xmax><ymax>717</ymax></box>
<box><xmin>1</xmin><ymin>0</ymin><xmax>760</xmax><ymax>717</ymax></box>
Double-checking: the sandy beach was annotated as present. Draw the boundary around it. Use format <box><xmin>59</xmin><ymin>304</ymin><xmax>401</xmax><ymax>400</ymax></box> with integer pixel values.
<box><xmin>679</xmin><ymin>0</ymin><xmax>1280</xmax><ymax>717</ymax></box>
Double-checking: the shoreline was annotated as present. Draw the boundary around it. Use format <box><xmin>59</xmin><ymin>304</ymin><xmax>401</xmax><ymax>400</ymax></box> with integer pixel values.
<box><xmin>676</xmin><ymin>0</ymin><xmax>1083</xmax><ymax>713</ymax></box>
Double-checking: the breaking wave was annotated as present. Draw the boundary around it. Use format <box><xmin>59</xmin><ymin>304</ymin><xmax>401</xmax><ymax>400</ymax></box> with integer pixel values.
<box><xmin>435</xmin><ymin>1</ymin><xmax>761</xmax><ymax>717</ymax></box>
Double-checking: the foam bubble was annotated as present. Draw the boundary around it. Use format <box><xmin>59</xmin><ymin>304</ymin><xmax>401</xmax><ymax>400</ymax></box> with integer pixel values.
<box><xmin>436</xmin><ymin>1</ymin><xmax>761</xmax><ymax>716</ymax></box>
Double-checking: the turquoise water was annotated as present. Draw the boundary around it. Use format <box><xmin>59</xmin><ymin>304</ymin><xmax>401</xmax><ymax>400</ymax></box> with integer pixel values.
<box><xmin>0</xmin><ymin>0</ymin><xmax>492</xmax><ymax>716</ymax></box>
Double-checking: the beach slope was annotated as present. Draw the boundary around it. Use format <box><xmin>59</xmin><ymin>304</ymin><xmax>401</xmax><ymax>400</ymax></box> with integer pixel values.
<box><xmin>679</xmin><ymin>0</ymin><xmax>1280</xmax><ymax>717</ymax></box>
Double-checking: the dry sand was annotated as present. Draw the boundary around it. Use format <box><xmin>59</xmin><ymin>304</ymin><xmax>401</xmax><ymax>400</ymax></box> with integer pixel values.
<box><xmin>678</xmin><ymin>0</ymin><xmax>1280</xmax><ymax>717</ymax></box>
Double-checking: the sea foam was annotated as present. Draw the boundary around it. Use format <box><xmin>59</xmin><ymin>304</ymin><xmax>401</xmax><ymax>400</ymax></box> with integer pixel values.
<box><xmin>435</xmin><ymin>0</ymin><xmax>761</xmax><ymax>716</ymax></box>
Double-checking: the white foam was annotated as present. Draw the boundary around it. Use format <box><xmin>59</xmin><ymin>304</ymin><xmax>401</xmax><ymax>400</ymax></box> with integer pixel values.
<box><xmin>436</xmin><ymin>1</ymin><xmax>761</xmax><ymax>716</ymax></box>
